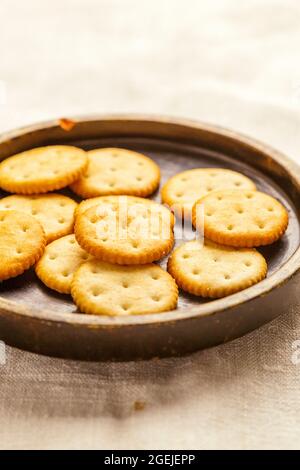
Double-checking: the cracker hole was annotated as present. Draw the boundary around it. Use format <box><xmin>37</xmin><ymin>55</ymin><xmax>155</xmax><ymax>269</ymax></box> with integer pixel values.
<box><xmin>244</xmin><ymin>261</ymin><xmax>252</xmax><ymax>267</ymax></box>
<box><xmin>60</xmin><ymin>202</ymin><xmax>66</xmax><ymax>207</ymax></box>
<box><xmin>151</xmin><ymin>274</ymin><xmax>159</xmax><ymax>280</ymax></box>
<box><xmin>69</xmin><ymin>238</ymin><xmax>76</xmax><ymax>244</ymax></box>
<box><xmin>224</xmin><ymin>274</ymin><xmax>231</xmax><ymax>280</ymax></box>
<box><xmin>213</xmin><ymin>257</ymin><xmax>219</xmax><ymax>263</ymax></box>
<box><xmin>152</xmin><ymin>231</ymin><xmax>160</xmax><ymax>238</ymax></box>
<box><xmin>206</xmin><ymin>211</ymin><xmax>213</xmax><ymax>217</ymax></box>
<box><xmin>58</xmin><ymin>218</ymin><xmax>65</xmax><ymax>224</ymax></box>
<box><xmin>193</xmin><ymin>269</ymin><xmax>200</xmax><ymax>275</ymax></box>
<box><xmin>246</xmin><ymin>193</ymin><xmax>253</xmax><ymax>199</ymax></box>
<box><xmin>110</xmin><ymin>167</ymin><xmax>116</xmax><ymax>172</ymax></box>
<box><xmin>176</xmin><ymin>192</ymin><xmax>183</xmax><ymax>198</ymax></box>
<box><xmin>206</xmin><ymin>186</ymin><xmax>213</xmax><ymax>192</ymax></box>
<box><xmin>258</xmin><ymin>223</ymin><xmax>265</xmax><ymax>229</ymax></box>
<box><xmin>122</xmin><ymin>281</ymin><xmax>129</xmax><ymax>288</ymax></box>
<box><xmin>109</xmin><ymin>182</ymin><xmax>115</xmax><ymax>187</ymax></box>
<box><xmin>81</xmin><ymin>254</ymin><xmax>89</xmax><ymax>261</ymax></box>
<box><xmin>235</xmin><ymin>181</ymin><xmax>242</xmax><ymax>187</ymax></box>
<box><xmin>4</xmin><ymin>204</ymin><xmax>11</xmax><ymax>208</ymax></box>
<box><xmin>92</xmin><ymin>288</ymin><xmax>101</xmax><ymax>297</ymax></box>
<box><xmin>22</xmin><ymin>226</ymin><xmax>29</xmax><ymax>233</ymax></box>
<box><xmin>267</xmin><ymin>207</ymin><xmax>274</xmax><ymax>212</ymax></box>
<box><xmin>237</xmin><ymin>208</ymin><xmax>244</xmax><ymax>214</ymax></box>
<box><xmin>49</xmin><ymin>254</ymin><xmax>57</xmax><ymax>260</ymax></box>
<box><xmin>90</xmin><ymin>216</ymin><xmax>98</xmax><ymax>224</ymax></box>
<box><xmin>217</xmin><ymin>196</ymin><xmax>223</xmax><ymax>201</ymax></box>
<box><xmin>132</xmin><ymin>240</ymin><xmax>139</xmax><ymax>248</ymax></box>
<box><xmin>182</xmin><ymin>253</ymin><xmax>190</xmax><ymax>259</ymax></box>
<box><xmin>121</xmin><ymin>304</ymin><xmax>130</xmax><ymax>311</ymax></box>
<box><xmin>31</xmin><ymin>209</ymin><xmax>38</xmax><ymax>215</ymax></box>
<box><xmin>227</xmin><ymin>224</ymin><xmax>234</xmax><ymax>231</ymax></box>
<box><xmin>136</xmin><ymin>177</ymin><xmax>142</xmax><ymax>182</ymax></box>
<box><xmin>152</xmin><ymin>295</ymin><xmax>161</xmax><ymax>302</ymax></box>
<box><xmin>62</xmin><ymin>271</ymin><xmax>70</xmax><ymax>278</ymax></box>
<box><xmin>91</xmin><ymin>268</ymin><xmax>99</xmax><ymax>274</ymax></box>
<box><xmin>181</xmin><ymin>177</ymin><xmax>187</xmax><ymax>182</ymax></box>
<box><xmin>16</xmin><ymin>248</ymin><xmax>22</xmax><ymax>254</ymax></box>
<box><xmin>138</xmin><ymin>162</ymin><xmax>143</xmax><ymax>166</ymax></box>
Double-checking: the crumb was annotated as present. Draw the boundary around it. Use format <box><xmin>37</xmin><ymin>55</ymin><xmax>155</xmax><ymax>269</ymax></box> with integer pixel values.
<box><xmin>59</xmin><ymin>118</ymin><xmax>76</xmax><ymax>131</ymax></box>
<box><xmin>134</xmin><ymin>400</ymin><xmax>146</xmax><ymax>411</ymax></box>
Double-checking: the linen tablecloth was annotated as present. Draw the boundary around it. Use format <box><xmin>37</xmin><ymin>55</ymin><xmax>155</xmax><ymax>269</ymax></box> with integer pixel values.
<box><xmin>0</xmin><ymin>0</ymin><xmax>300</xmax><ymax>450</ymax></box>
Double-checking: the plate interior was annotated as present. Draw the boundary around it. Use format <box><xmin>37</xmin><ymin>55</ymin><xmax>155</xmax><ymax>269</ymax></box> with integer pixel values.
<box><xmin>0</xmin><ymin>136</ymin><xmax>299</xmax><ymax>314</ymax></box>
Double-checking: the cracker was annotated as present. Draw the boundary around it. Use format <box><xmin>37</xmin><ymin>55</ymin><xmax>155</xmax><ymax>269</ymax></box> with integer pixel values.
<box><xmin>161</xmin><ymin>168</ymin><xmax>256</xmax><ymax>217</ymax></box>
<box><xmin>35</xmin><ymin>234</ymin><xmax>92</xmax><ymax>294</ymax></box>
<box><xmin>167</xmin><ymin>239</ymin><xmax>267</xmax><ymax>298</ymax></box>
<box><xmin>75</xmin><ymin>196</ymin><xmax>174</xmax><ymax>264</ymax></box>
<box><xmin>0</xmin><ymin>145</ymin><xmax>87</xmax><ymax>194</ymax></box>
<box><xmin>0</xmin><ymin>210</ymin><xmax>46</xmax><ymax>281</ymax></box>
<box><xmin>0</xmin><ymin>194</ymin><xmax>77</xmax><ymax>243</ymax></box>
<box><xmin>71</xmin><ymin>260</ymin><xmax>178</xmax><ymax>316</ymax></box>
<box><xmin>192</xmin><ymin>189</ymin><xmax>289</xmax><ymax>247</ymax></box>
<box><xmin>70</xmin><ymin>147</ymin><xmax>160</xmax><ymax>198</ymax></box>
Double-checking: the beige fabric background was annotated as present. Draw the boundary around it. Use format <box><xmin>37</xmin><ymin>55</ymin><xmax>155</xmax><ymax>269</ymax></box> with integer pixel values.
<box><xmin>1</xmin><ymin>0</ymin><xmax>300</xmax><ymax>450</ymax></box>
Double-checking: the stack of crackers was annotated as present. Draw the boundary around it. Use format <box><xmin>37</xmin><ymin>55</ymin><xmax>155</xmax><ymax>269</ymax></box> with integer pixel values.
<box><xmin>0</xmin><ymin>146</ymin><xmax>289</xmax><ymax>316</ymax></box>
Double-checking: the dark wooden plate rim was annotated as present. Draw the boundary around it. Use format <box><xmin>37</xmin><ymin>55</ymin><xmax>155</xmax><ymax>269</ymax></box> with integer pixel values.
<box><xmin>0</xmin><ymin>114</ymin><xmax>300</xmax><ymax>328</ymax></box>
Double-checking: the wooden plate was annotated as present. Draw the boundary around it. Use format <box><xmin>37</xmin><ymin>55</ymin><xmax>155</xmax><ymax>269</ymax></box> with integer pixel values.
<box><xmin>0</xmin><ymin>115</ymin><xmax>299</xmax><ymax>361</ymax></box>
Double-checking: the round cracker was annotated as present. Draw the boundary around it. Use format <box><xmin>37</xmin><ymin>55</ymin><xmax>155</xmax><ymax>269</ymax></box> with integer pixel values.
<box><xmin>35</xmin><ymin>235</ymin><xmax>92</xmax><ymax>294</ymax></box>
<box><xmin>0</xmin><ymin>194</ymin><xmax>77</xmax><ymax>243</ymax></box>
<box><xmin>74</xmin><ymin>196</ymin><xmax>174</xmax><ymax>265</ymax></box>
<box><xmin>0</xmin><ymin>145</ymin><xmax>87</xmax><ymax>194</ymax></box>
<box><xmin>168</xmin><ymin>239</ymin><xmax>267</xmax><ymax>298</ymax></box>
<box><xmin>70</xmin><ymin>147</ymin><xmax>160</xmax><ymax>198</ymax></box>
<box><xmin>71</xmin><ymin>260</ymin><xmax>178</xmax><ymax>316</ymax></box>
<box><xmin>0</xmin><ymin>210</ymin><xmax>46</xmax><ymax>281</ymax></box>
<box><xmin>192</xmin><ymin>189</ymin><xmax>289</xmax><ymax>247</ymax></box>
<box><xmin>161</xmin><ymin>168</ymin><xmax>256</xmax><ymax>217</ymax></box>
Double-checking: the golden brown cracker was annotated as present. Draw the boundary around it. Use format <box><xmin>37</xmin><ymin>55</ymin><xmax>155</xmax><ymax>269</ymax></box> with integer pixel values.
<box><xmin>192</xmin><ymin>189</ymin><xmax>288</xmax><ymax>247</ymax></box>
<box><xmin>71</xmin><ymin>260</ymin><xmax>178</xmax><ymax>316</ymax></box>
<box><xmin>162</xmin><ymin>168</ymin><xmax>256</xmax><ymax>217</ymax></box>
<box><xmin>35</xmin><ymin>234</ymin><xmax>92</xmax><ymax>294</ymax></box>
<box><xmin>0</xmin><ymin>145</ymin><xmax>87</xmax><ymax>194</ymax></box>
<box><xmin>0</xmin><ymin>194</ymin><xmax>77</xmax><ymax>243</ymax></box>
<box><xmin>75</xmin><ymin>196</ymin><xmax>174</xmax><ymax>264</ymax></box>
<box><xmin>168</xmin><ymin>239</ymin><xmax>267</xmax><ymax>298</ymax></box>
<box><xmin>0</xmin><ymin>210</ymin><xmax>46</xmax><ymax>281</ymax></box>
<box><xmin>70</xmin><ymin>147</ymin><xmax>160</xmax><ymax>198</ymax></box>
